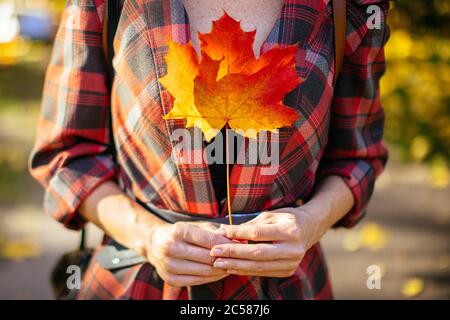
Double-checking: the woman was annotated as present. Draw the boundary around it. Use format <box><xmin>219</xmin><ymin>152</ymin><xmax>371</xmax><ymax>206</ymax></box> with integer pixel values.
<box><xmin>30</xmin><ymin>0</ymin><xmax>389</xmax><ymax>300</ymax></box>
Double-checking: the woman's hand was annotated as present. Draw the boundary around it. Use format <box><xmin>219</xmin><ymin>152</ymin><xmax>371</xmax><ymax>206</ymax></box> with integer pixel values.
<box><xmin>210</xmin><ymin>204</ymin><xmax>328</xmax><ymax>278</ymax></box>
<box><xmin>210</xmin><ymin>175</ymin><xmax>355</xmax><ymax>278</ymax></box>
<box><xmin>79</xmin><ymin>181</ymin><xmax>236</xmax><ymax>288</ymax></box>
<box><xmin>146</xmin><ymin>221</ymin><xmax>234</xmax><ymax>287</ymax></box>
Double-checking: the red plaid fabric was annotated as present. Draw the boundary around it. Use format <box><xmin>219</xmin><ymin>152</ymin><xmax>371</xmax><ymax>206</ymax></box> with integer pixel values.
<box><xmin>29</xmin><ymin>0</ymin><xmax>390</xmax><ymax>300</ymax></box>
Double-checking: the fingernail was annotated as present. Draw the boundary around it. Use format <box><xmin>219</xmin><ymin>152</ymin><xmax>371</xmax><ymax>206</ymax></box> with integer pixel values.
<box><xmin>211</xmin><ymin>248</ymin><xmax>223</xmax><ymax>256</ymax></box>
<box><xmin>227</xmin><ymin>270</ymin><xmax>237</xmax><ymax>274</ymax></box>
<box><xmin>214</xmin><ymin>260</ymin><xmax>226</xmax><ymax>268</ymax></box>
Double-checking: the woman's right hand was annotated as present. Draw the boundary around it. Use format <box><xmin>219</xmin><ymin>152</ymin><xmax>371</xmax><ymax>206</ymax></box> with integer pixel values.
<box><xmin>79</xmin><ymin>181</ymin><xmax>233</xmax><ymax>288</ymax></box>
<box><xmin>146</xmin><ymin>221</ymin><xmax>234</xmax><ymax>287</ymax></box>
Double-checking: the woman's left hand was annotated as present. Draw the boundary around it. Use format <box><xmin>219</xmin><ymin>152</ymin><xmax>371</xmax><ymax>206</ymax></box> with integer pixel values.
<box><xmin>210</xmin><ymin>203</ymin><xmax>327</xmax><ymax>277</ymax></box>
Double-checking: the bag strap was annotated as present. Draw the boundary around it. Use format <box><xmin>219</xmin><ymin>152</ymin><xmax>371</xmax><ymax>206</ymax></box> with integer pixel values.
<box><xmin>103</xmin><ymin>0</ymin><xmax>121</xmax><ymax>89</ymax></box>
<box><xmin>332</xmin><ymin>0</ymin><xmax>347</xmax><ymax>86</ymax></box>
<box><xmin>79</xmin><ymin>228</ymin><xmax>87</xmax><ymax>250</ymax></box>
<box><xmin>103</xmin><ymin>0</ymin><xmax>121</xmax><ymax>163</ymax></box>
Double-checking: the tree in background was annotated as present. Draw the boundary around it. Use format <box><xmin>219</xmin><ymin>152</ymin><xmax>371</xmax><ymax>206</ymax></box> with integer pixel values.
<box><xmin>381</xmin><ymin>0</ymin><xmax>449</xmax><ymax>187</ymax></box>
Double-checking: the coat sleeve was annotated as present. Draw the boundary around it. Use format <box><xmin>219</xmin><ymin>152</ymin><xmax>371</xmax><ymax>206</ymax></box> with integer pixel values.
<box><xmin>316</xmin><ymin>1</ymin><xmax>390</xmax><ymax>228</ymax></box>
<box><xmin>29</xmin><ymin>0</ymin><xmax>116</xmax><ymax>230</ymax></box>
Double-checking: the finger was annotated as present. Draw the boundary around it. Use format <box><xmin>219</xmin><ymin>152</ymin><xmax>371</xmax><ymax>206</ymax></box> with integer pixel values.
<box><xmin>166</xmin><ymin>258</ymin><xmax>227</xmax><ymax>276</ymax></box>
<box><xmin>213</xmin><ymin>258</ymin><xmax>299</xmax><ymax>272</ymax></box>
<box><xmin>239</xmin><ymin>213</ymin><xmax>270</xmax><ymax>226</ymax></box>
<box><xmin>214</xmin><ymin>213</ymin><xmax>272</xmax><ymax>237</ymax></box>
<box><xmin>175</xmin><ymin>223</ymin><xmax>233</xmax><ymax>248</ymax></box>
<box><xmin>226</xmin><ymin>269</ymin><xmax>296</xmax><ymax>278</ymax></box>
<box><xmin>219</xmin><ymin>224</ymin><xmax>289</xmax><ymax>241</ymax></box>
<box><xmin>198</xmin><ymin>222</ymin><xmax>221</xmax><ymax>232</ymax></box>
<box><xmin>170</xmin><ymin>243</ymin><xmax>216</xmax><ymax>265</ymax></box>
<box><xmin>211</xmin><ymin>243</ymin><xmax>296</xmax><ymax>261</ymax></box>
<box><xmin>164</xmin><ymin>273</ymin><xmax>228</xmax><ymax>288</ymax></box>
<box><xmin>216</xmin><ymin>212</ymin><xmax>273</xmax><ymax>237</ymax></box>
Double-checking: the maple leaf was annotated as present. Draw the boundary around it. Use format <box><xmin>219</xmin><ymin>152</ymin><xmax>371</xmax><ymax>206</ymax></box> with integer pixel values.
<box><xmin>194</xmin><ymin>53</ymin><xmax>299</xmax><ymax>141</ymax></box>
<box><xmin>198</xmin><ymin>12</ymin><xmax>256</xmax><ymax>80</ymax></box>
<box><xmin>198</xmin><ymin>12</ymin><xmax>298</xmax><ymax>79</ymax></box>
<box><xmin>158</xmin><ymin>40</ymin><xmax>201</xmax><ymax>128</ymax></box>
<box><xmin>160</xmin><ymin>12</ymin><xmax>301</xmax><ymax>142</ymax></box>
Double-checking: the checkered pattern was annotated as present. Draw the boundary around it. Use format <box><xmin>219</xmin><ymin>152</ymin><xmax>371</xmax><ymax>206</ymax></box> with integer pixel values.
<box><xmin>29</xmin><ymin>0</ymin><xmax>390</xmax><ymax>300</ymax></box>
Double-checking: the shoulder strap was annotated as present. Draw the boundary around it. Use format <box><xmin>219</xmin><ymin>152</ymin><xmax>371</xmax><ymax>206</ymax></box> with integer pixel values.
<box><xmin>102</xmin><ymin>0</ymin><xmax>122</xmax><ymax>162</ymax></box>
<box><xmin>332</xmin><ymin>0</ymin><xmax>347</xmax><ymax>86</ymax></box>
<box><xmin>103</xmin><ymin>0</ymin><xmax>122</xmax><ymax>87</ymax></box>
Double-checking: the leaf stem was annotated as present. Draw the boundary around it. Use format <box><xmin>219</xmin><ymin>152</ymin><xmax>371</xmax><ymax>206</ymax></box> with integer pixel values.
<box><xmin>225</xmin><ymin>123</ymin><xmax>233</xmax><ymax>225</ymax></box>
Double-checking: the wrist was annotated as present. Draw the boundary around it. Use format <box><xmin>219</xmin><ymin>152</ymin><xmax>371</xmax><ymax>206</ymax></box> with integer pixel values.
<box><xmin>294</xmin><ymin>199</ymin><xmax>333</xmax><ymax>248</ymax></box>
<box><xmin>132</xmin><ymin>206</ymin><xmax>169</xmax><ymax>258</ymax></box>
<box><xmin>296</xmin><ymin>198</ymin><xmax>331</xmax><ymax>227</ymax></box>
<box><xmin>98</xmin><ymin>194</ymin><xmax>168</xmax><ymax>257</ymax></box>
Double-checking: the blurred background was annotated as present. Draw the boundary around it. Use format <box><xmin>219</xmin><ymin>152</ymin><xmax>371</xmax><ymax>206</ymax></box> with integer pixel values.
<box><xmin>0</xmin><ymin>0</ymin><xmax>449</xmax><ymax>299</ymax></box>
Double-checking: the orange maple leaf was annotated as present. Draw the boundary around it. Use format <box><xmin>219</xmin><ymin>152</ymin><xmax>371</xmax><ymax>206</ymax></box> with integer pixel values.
<box><xmin>198</xmin><ymin>12</ymin><xmax>256</xmax><ymax>80</ymax></box>
<box><xmin>160</xmin><ymin>12</ymin><xmax>301</xmax><ymax>142</ymax></box>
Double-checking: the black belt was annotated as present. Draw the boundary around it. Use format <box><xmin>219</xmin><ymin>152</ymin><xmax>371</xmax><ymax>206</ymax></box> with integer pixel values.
<box><xmin>144</xmin><ymin>202</ymin><xmax>261</xmax><ymax>225</ymax></box>
<box><xmin>97</xmin><ymin>203</ymin><xmax>261</xmax><ymax>270</ymax></box>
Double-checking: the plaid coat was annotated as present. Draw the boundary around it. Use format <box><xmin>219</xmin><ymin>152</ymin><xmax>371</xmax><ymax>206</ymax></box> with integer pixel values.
<box><xmin>30</xmin><ymin>0</ymin><xmax>390</xmax><ymax>300</ymax></box>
